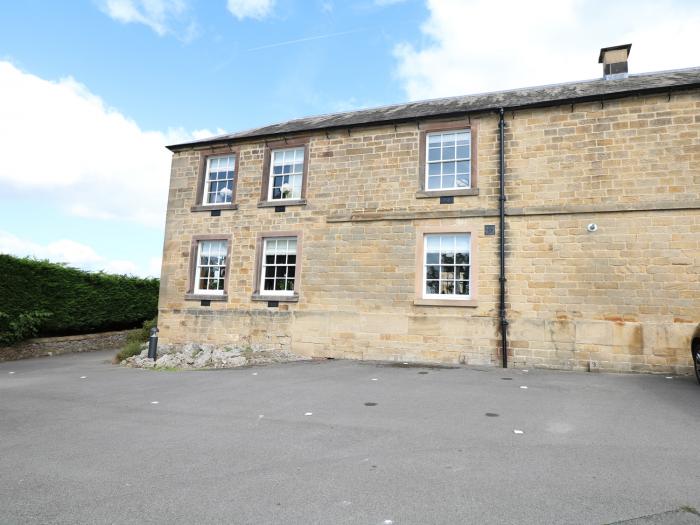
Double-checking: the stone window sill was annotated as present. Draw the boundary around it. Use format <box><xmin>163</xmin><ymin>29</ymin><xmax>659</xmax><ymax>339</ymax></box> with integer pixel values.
<box><xmin>190</xmin><ymin>204</ymin><xmax>239</xmax><ymax>212</ymax></box>
<box><xmin>251</xmin><ymin>293</ymin><xmax>299</xmax><ymax>303</ymax></box>
<box><xmin>185</xmin><ymin>293</ymin><xmax>228</xmax><ymax>302</ymax></box>
<box><xmin>257</xmin><ymin>199</ymin><xmax>307</xmax><ymax>208</ymax></box>
<box><xmin>415</xmin><ymin>189</ymin><xmax>479</xmax><ymax>199</ymax></box>
<box><xmin>413</xmin><ymin>298</ymin><xmax>478</xmax><ymax>307</ymax></box>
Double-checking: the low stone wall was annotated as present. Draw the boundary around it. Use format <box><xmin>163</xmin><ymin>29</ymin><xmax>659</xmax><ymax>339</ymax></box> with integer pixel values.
<box><xmin>0</xmin><ymin>330</ymin><xmax>133</xmax><ymax>362</ymax></box>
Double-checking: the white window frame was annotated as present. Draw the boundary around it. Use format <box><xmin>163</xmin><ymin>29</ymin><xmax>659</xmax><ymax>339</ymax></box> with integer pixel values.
<box><xmin>267</xmin><ymin>147</ymin><xmax>305</xmax><ymax>202</ymax></box>
<box><xmin>202</xmin><ymin>154</ymin><xmax>236</xmax><ymax>206</ymax></box>
<box><xmin>422</xmin><ymin>233</ymin><xmax>471</xmax><ymax>300</ymax></box>
<box><xmin>425</xmin><ymin>130</ymin><xmax>471</xmax><ymax>191</ymax></box>
<box><xmin>194</xmin><ymin>240</ymin><xmax>228</xmax><ymax>295</ymax></box>
<box><xmin>260</xmin><ymin>237</ymin><xmax>297</xmax><ymax>296</ymax></box>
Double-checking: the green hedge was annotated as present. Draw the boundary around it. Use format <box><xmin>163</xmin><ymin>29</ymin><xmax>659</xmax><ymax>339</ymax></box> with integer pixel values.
<box><xmin>0</xmin><ymin>254</ymin><xmax>159</xmax><ymax>338</ymax></box>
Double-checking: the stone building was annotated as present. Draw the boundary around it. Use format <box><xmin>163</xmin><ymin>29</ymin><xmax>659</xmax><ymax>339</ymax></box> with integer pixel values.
<box><xmin>159</xmin><ymin>45</ymin><xmax>700</xmax><ymax>373</ymax></box>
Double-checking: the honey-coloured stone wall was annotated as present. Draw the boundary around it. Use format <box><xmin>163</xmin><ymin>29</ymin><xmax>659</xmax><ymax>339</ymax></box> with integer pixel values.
<box><xmin>158</xmin><ymin>88</ymin><xmax>700</xmax><ymax>374</ymax></box>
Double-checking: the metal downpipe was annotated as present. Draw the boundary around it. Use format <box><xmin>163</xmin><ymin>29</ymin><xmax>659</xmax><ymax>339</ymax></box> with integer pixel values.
<box><xmin>498</xmin><ymin>108</ymin><xmax>508</xmax><ymax>368</ymax></box>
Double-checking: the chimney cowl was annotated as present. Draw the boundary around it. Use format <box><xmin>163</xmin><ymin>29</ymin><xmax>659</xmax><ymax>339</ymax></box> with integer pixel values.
<box><xmin>599</xmin><ymin>44</ymin><xmax>632</xmax><ymax>80</ymax></box>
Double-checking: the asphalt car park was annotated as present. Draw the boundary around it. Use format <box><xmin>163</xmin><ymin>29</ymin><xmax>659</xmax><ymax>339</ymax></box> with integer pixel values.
<box><xmin>1</xmin><ymin>350</ymin><xmax>699</xmax><ymax>524</ymax></box>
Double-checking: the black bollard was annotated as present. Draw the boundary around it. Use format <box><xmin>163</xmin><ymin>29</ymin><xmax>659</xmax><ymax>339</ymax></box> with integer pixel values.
<box><xmin>148</xmin><ymin>327</ymin><xmax>159</xmax><ymax>360</ymax></box>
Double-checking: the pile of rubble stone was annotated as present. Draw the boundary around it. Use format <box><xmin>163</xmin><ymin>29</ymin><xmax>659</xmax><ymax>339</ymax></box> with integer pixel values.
<box><xmin>121</xmin><ymin>343</ymin><xmax>309</xmax><ymax>369</ymax></box>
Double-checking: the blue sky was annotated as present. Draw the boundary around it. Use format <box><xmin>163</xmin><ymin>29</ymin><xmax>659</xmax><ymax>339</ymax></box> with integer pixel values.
<box><xmin>1</xmin><ymin>0</ymin><xmax>698</xmax><ymax>276</ymax></box>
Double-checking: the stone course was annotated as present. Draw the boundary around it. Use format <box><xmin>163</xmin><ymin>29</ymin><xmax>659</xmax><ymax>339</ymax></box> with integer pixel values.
<box><xmin>158</xmin><ymin>89</ymin><xmax>700</xmax><ymax>374</ymax></box>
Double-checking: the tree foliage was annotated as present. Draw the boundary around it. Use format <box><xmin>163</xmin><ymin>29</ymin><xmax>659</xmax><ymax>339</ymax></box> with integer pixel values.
<box><xmin>0</xmin><ymin>254</ymin><xmax>159</xmax><ymax>340</ymax></box>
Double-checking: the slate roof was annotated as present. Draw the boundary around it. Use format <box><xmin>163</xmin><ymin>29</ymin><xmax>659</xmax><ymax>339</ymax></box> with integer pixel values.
<box><xmin>167</xmin><ymin>67</ymin><xmax>700</xmax><ymax>151</ymax></box>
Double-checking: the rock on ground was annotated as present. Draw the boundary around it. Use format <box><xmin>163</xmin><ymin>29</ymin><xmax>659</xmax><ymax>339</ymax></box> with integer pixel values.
<box><xmin>121</xmin><ymin>344</ymin><xmax>309</xmax><ymax>370</ymax></box>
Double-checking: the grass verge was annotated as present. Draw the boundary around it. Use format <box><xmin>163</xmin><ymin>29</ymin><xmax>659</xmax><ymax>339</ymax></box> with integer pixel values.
<box><xmin>113</xmin><ymin>317</ymin><xmax>156</xmax><ymax>364</ymax></box>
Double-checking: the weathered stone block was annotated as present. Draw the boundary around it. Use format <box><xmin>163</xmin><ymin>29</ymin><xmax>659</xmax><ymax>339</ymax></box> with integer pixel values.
<box><xmin>576</xmin><ymin>321</ymin><xmax>613</xmax><ymax>346</ymax></box>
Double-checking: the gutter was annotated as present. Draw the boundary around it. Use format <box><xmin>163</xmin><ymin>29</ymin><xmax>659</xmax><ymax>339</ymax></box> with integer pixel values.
<box><xmin>498</xmin><ymin>108</ymin><xmax>508</xmax><ymax>369</ymax></box>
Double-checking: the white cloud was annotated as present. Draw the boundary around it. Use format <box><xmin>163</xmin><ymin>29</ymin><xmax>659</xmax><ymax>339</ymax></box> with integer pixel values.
<box><xmin>0</xmin><ymin>61</ymin><xmax>222</xmax><ymax>228</ymax></box>
<box><xmin>99</xmin><ymin>0</ymin><xmax>195</xmax><ymax>38</ymax></box>
<box><xmin>103</xmin><ymin>259</ymin><xmax>141</xmax><ymax>275</ymax></box>
<box><xmin>0</xmin><ymin>231</ymin><xmax>158</xmax><ymax>277</ymax></box>
<box><xmin>394</xmin><ymin>0</ymin><xmax>700</xmax><ymax>101</ymax></box>
<box><xmin>147</xmin><ymin>256</ymin><xmax>164</xmax><ymax>277</ymax></box>
<box><xmin>227</xmin><ymin>0</ymin><xmax>275</xmax><ymax>20</ymax></box>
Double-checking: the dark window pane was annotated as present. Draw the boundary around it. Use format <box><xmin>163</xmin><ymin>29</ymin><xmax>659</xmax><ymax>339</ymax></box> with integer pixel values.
<box><xmin>287</xmin><ymin>266</ymin><xmax>295</xmax><ymax>277</ymax></box>
<box><xmin>286</xmin><ymin>279</ymin><xmax>295</xmax><ymax>291</ymax></box>
<box><xmin>457</xmin><ymin>281</ymin><xmax>470</xmax><ymax>295</ymax></box>
<box><xmin>275</xmin><ymin>254</ymin><xmax>286</xmax><ymax>264</ymax></box>
<box><xmin>440</xmin><ymin>281</ymin><xmax>454</xmax><ymax>295</ymax></box>
<box><xmin>265</xmin><ymin>255</ymin><xmax>275</xmax><ymax>265</ymax></box>
<box><xmin>441</xmin><ymin>254</ymin><xmax>454</xmax><ymax>264</ymax></box>
<box><xmin>275</xmin><ymin>280</ymin><xmax>285</xmax><ymax>290</ymax></box>
<box><xmin>273</xmin><ymin>165</ymin><xmax>283</xmax><ymax>175</ymax></box>
<box><xmin>282</xmin><ymin>164</ymin><xmax>291</xmax><ymax>174</ymax></box>
<box><xmin>217</xmin><ymin>280</ymin><xmax>225</xmax><ymax>290</ymax></box>
<box><xmin>199</xmin><ymin>279</ymin><xmax>207</xmax><ymax>289</ymax></box>
<box><xmin>440</xmin><ymin>266</ymin><xmax>454</xmax><ymax>280</ymax></box>
<box><xmin>275</xmin><ymin>266</ymin><xmax>286</xmax><ymax>277</ymax></box>
<box><xmin>426</xmin><ymin>265</ymin><xmax>439</xmax><ymax>279</ymax></box>
<box><xmin>426</xmin><ymin>280</ymin><xmax>439</xmax><ymax>294</ymax></box>
<box><xmin>265</xmin><ymin>266</ymin><xmax>275</xmax><ymax>278</ymax></box>
<box><xmin>456</xmin><ymin>266</ymin><xmax>469</xmax><ymax>280</ymax></box>
<box><xmin>264</xmin><ymin>279</ymin><xmax>274</xmax><ymax>291</ymax></box>
<box><xmin>287</xmin><ymin>255</ymin><xmax>296</xmax><ymax>264</ymax></box>
<box><xmin>272</xmin><ymin>188</ymin><xmax>281</xmax><ymax>199</ymax></box>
